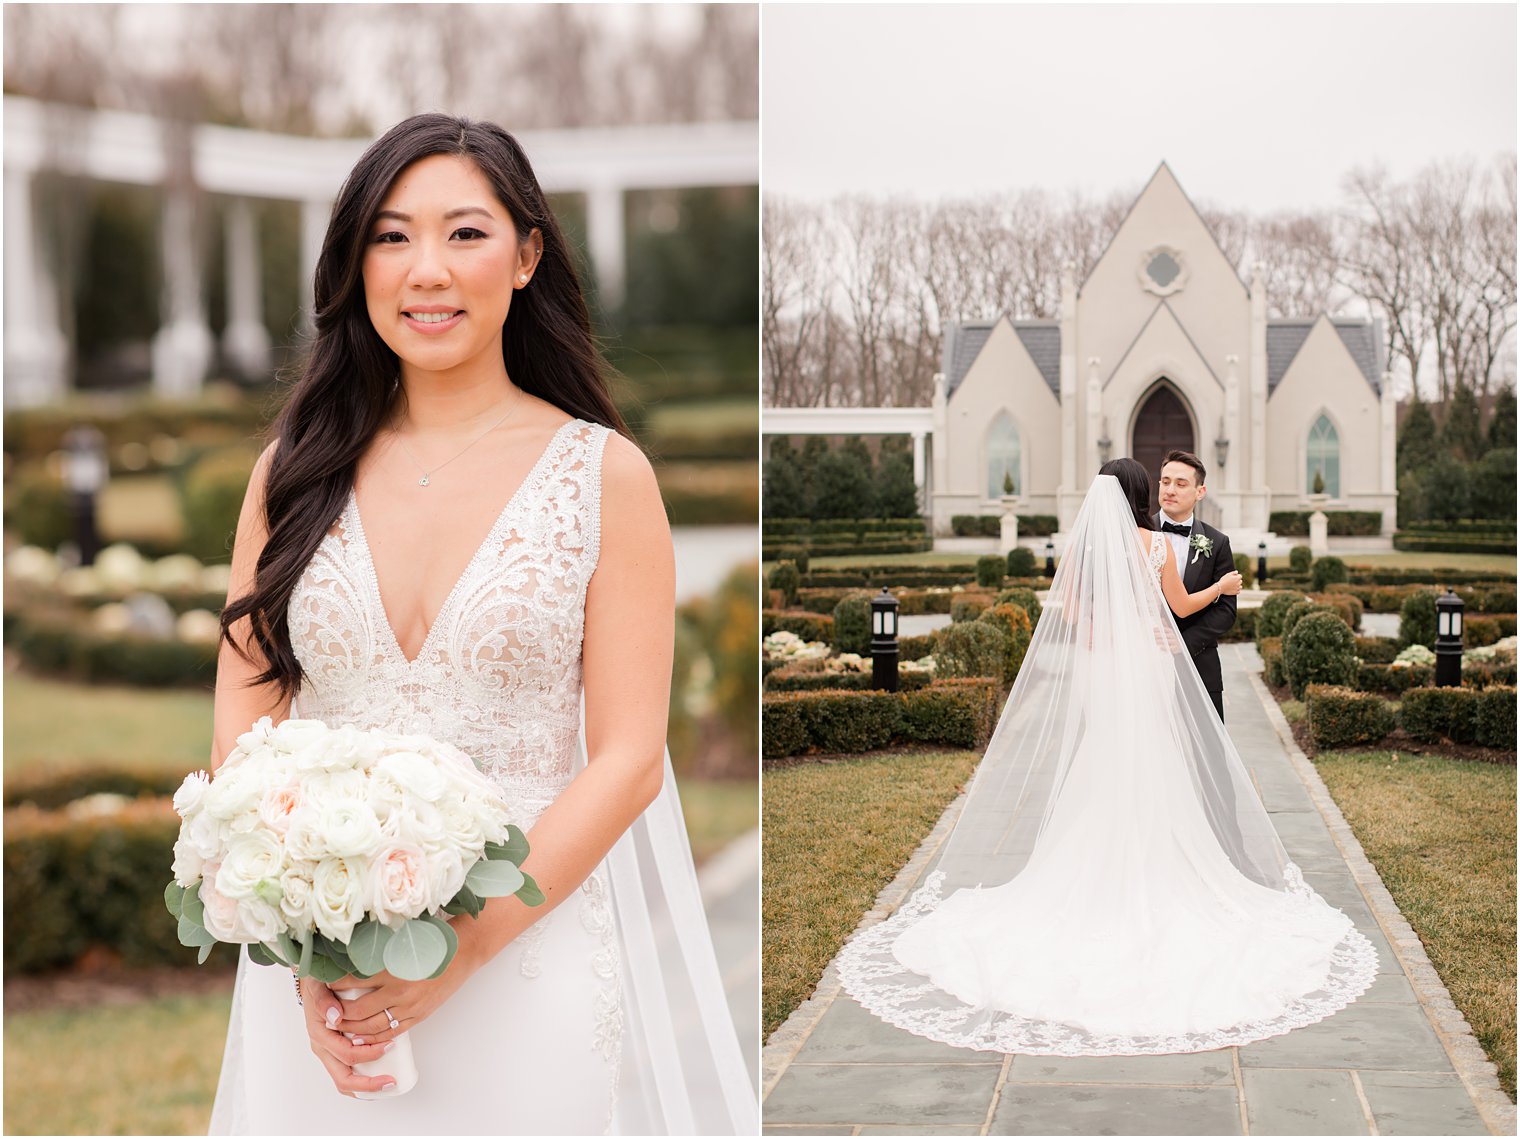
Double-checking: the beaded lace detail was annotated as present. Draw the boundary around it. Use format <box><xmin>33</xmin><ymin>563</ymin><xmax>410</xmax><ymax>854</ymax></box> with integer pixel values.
<box><xmin>289</xmin><ymin>419</ymin><xmax>609</xmax><ymax>830</ymax></box>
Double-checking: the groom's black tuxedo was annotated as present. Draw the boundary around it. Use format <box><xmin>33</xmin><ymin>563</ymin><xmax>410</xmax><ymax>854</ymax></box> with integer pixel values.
<box><xmin>1155</xmin><ymin>513</ymin><xmax>1237</xmax><ymax>719</ymax></box>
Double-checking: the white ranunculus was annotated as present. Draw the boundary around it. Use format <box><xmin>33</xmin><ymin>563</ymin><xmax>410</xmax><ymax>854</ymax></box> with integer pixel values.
<box><xmin>437</xmin><ymin>797</ymin><xmax>487</xmax><ymax>861</ymax></box>
<box><xmin>204</xmin><ymin>766</ymin><xmax>265</xmax><ymax>821</ymax></box>
<box><xmin>274</xmin><ymin>719</ymin><xmax>334</xmax><ymax>764</ymax></box>
<box><xmin>322</xmin><ymin>724</ymin><xmax>384</xmax><ymax>771</ymax></box>
<box><xmin>368</xmin><ymin>843</ymin><xmax>432</xmax><ymax>927</ymax></box>
<box><xmin>171</xmin><ymin>836</ymin><xmax>204</xmax><ymax>886</ymax></box>
<box><xmin>377</xmin><ymin>751</ymin><xmax>447</xmax><ymax>803</ymax></box>
<box><xmin>281</xmin><ymin>811</ymin><xmax>328</xmax><ymax>866</ymax></box>
<box><xmin>173</xmin><ymin>770</ymin><xmax>213</xmax><ymax>818</ymax></box>
<box><xmin>316</xmin><ymin>801</ymin><xmax>384</xmax><ymax>860</ymax></box>
<box><xmin>236</xmin><ymin>896</ymin><xmax>286</xmax><ymax>943</ymax></box>
<box><xmin>236</xmin><ymin>716</ymin><xmax>277</xmax><ymax>755</ymax></box>
<box><xmin>279</xmin><ymin>869</ymin><xmax>317</xmax><ymax>933</ymax></box>
<box><xmin>300</xmin><ymin>768</ymin><xmax>369</xmax><ymax>813</ymax></box>
<box><xmin>183</xmin><ymin>809</ymin><xmax>226</xmax><ymax>862</ymax></box>
<box><xmin>217</xmin><ymin>831</ymin><xmax>287</xmax><ymax>900</ymax></box>
<box><xmin>310</xmin><ymin>857</ymin><xmax>366</xmax><ymax>943</ymax></box>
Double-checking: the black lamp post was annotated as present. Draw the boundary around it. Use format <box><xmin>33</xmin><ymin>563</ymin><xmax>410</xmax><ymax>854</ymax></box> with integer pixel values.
<box><xmin>870</xmin><ymin>588</ymin><xmax>900</xmax><ymax>692</ymax></box>
<box><xmin>63</xmin><ymin>425</ymin><xmax>108</xmax><ymax>566</ymax></box>
<box><xmin>1434</xmin><ymin>589</ymin><xmax>1464</xmax><ymax>687</ymax></box>
<box><xmin>1257</xmin><ymin>540</ymin><xmax>1268</xmax><ymax>587</ymax></box>
<box><xmin>1044</xmin><ymin>538</ymin><xmax>1056</xmax><ymax>579</ymax></box>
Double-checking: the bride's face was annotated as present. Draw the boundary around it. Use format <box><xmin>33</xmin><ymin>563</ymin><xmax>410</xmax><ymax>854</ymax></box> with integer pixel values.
<box><xmin>362</xmin><ymin>154</ymin><xmax>540</xmax><ymax>379</ymax></box>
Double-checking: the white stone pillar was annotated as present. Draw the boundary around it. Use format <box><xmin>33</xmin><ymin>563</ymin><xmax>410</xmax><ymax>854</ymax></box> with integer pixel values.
<box><xmin>911</xmin><ymin>430</ymin><xmax>926</xmax><ymax>508</ymax></box>
<box><xmin>222</xmin><ymin>197</ymin><xmax>271</xmax><ymax>378</ymax></box>
<box><xmin>1058</xmin><ymin>263</ymin><xmax>1079</xmax><ymax>529</ymax></box>
<box><xmin>1248</xmin><ymin>262</ymin><xmax>1269</xmax><ymax>528</ymax></box>
<box><xmin>999</xmin><ymin>495</ymin><xmax>1020</xmax><ymax>555</ymax></box>
<box><xmin>586</xmin><ymin>183</ymin><xmax>625</xmax><ymax>313</ymax></box>
<box><xmin>300</xmin><ymin>198</ymin><xmax>330</xmax><ymax>334</ymax></box>
<box><xmin>151</xmin><ymin>186</ymin><xmax>214</xmax><ymax>399</ymax></box>
<box><xmin>1085</xmin><ymin>357</ymin><xmax>1103</xmax><ymax>475</ymax></box>
<box><xmin>1307</xmin><ymin>495</ymin><xmax>1330</xmax><ymax>557</ymax></box>
<box><xmin>3</xmin><ymin>166</ymin><xmax>68</xmax><ymax>407</ymax></box>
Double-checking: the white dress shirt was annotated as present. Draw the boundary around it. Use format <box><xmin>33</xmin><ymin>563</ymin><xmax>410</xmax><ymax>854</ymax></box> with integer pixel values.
<box><xmin>1159</xmin><ymin>513</ymin><xmax>1194</xmax><ymax>571</ymax></box>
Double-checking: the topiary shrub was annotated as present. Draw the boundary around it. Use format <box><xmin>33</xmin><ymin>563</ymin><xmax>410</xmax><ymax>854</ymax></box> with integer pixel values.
<box><xmin>1259</xmin><ymin>636</ymin><xmax>1287</xmax><ymax>689</ymax></box>
<box><xmin>1305</xmin><ymin>684</ymin><xmax>1396</xmax><ymax>750</ymax></box>
<box><xmin>951</xmin><ymin>594</ymin><xmax>993</xmax><ymax>623</ymax></box>
<box><xmin>1289</xmin><ymin>545</ymin><xmax>1313</xmax><ymax>573</ymax></box>
<box><xmin>899</xmin><ymin>679</ymin><xmax>999</xmax><ymax>749</ymax></box>
<box><xmin>1355</xmin><ymin>662</ymin><xmax>1433</xmax><ymax>694</ymax></box>
<box><xmin>934</xmin><ymin>620</ymin><xmax>1011</xmax><ymax>680</ymax></box>
<box><xmin>767</xmin><ymin>561</ymin><xmax>801</xmax><ymax>608</ymax></box>
<box><xmin>994</xmin><ymin>587</ymin><xmax>1043</xmax><ymax>629</ymax></box>
<box><xmin>1255</xmin><ymin>591</ymin><xmax>1307</xmax><ymax>642</ymax></box>
<box><xmin>761</xmin><ymin>610</ymin><xmax>833</xmax><ymax>642</ymax></box>
<box><xmin>1353</xmin><ymin>636</ymin><xmax>1399</xmax><ymax>664</ymax></box>
<box><xmin>179</xmin><ymin>447</ymin><xmax>257</xmax><ymax>564</ymax></box>
<box><xmin>1006</xmin><ymin>547</ymin><xmax>1037</xmax><ymax>578</ymax></box>
<box><xmin>1283</xmin><ymin>611</ymin><xmax>1358</xmax><ymax>699</ymax></box>
<box><xmin>1399</xmin><ymin>589</ymin><xmax>1439</xmax><ymax>648</ymax></box>
<box><xmin>1233</xmin><ymin>552</ymin><xmax>1252</xmax><ymax>583</ymax></box>
<box><xmin>1482</xmin><ymin>585</ymin><xmax>1517</xmax><ymax>613</ymax></box>
<box><xmin>1310</xmin><ymin>556</ymin><xmax>1349</xmax><ymax>593</ymax></box>
<box><xmin>761</xmin><ymin>696</ymin><xmax>809</xmax><ymax>759</ymax></box>
<box><xmin>1282</xmin><ymin>601</ymin><xmax>1339</xmax><ymax>643</ymax></box>
<box><xmin>829</xmin><ymin>592</ymin><xmax>873</xmax><ymax>655</ymax></box>
<box><xmin>977</xmin><ymin>604</ymin><xmax>1033</xmax><ymax>685</ymax></box>
<box><xmin>975</xmin><ymin>554</ymin><xmax>1005</xmax><ymax>589</ymax></box>
<box><xmin>1399</xmin><ymin>686</ymin><xmax>1480</xmax><ymax>744</ymax></box>
<box><xmin>774</xmin><ymin>544</ymin><xmax>809</xmax><ymax>574</ymax></box>
<box><xmin>1473</xmin><ymin>686</ymin><xmax>1517</xmax><ymax>748</ymax></box>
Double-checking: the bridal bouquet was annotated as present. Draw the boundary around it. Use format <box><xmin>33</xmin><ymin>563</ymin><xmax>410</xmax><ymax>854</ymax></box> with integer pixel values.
<box><xmin>165</xmin><ymin>716</ymin><xmax>542</xmax><ymax>985</ymax></box>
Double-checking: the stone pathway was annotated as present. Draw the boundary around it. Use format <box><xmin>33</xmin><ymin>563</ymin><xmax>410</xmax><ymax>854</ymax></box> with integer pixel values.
<box><xmin>762</xmin><ymin>644</ymin><xmax>1511</xmax><ymax>1136</ymax></box>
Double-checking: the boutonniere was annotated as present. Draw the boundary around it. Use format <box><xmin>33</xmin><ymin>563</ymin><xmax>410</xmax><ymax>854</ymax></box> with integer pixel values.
<box><xmin>1188</xmin><ymin>534</ymin><xmax>1213</xmax><ymax>565</ymax></box>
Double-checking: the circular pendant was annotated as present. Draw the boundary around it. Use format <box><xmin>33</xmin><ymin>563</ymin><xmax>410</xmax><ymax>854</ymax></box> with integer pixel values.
<box><xmin>419</xmin><ymin>475</ymin><xmax>430</xmax><ymax>487</ymax></box>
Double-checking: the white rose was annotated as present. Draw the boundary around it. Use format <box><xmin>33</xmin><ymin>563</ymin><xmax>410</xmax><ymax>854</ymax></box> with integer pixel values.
<box><xmin>377</xmin><ymin>751</ymin><xmax>447</xmax><ymax>803</ymax></box>
<box><xmin>172</xmin><ymin>771</ymin><xmax>212</xmax><ymax>818</ymax></box>
<box><xmin>236</xmin><ymin>896</ymin><xmax>286</xmax><ymax>943</ymax></box>
<box><xmin>216</xmin><ymin>831</ymin><xmax>287</xmax><ymax>901</ymax></box>
<box><xmin>437</xmin><ymin>797</ymin><xmax>488</xmax><ymax>861</ymax></box>
<box><xmin>310</xmin><ymin>857</ymin><xmax>366</xmax><ymax>943</ymax></box>
<box><xmin>171</xmin><ymin>837</ymin><xmax>204</xmax><ymax>886</ymax></box>
<box><xmin>367</xmin><ymin>843</ymin><xmax>432</xmax><ymax>928</ymax></box>
<box><xmin>199</xmin><ymin>871</ymin><xmax>247</xmax><ymax>942</ymax></box>
<box><xmin>324</xmin><ymin>724</ymin><xmax>384</xmax><ymax>771</ymax></box>
<box><xmin>301</xmin><ymin>768</ymin><xmax>370</xmax><ymax>813</ymax></box>
<box><xmin>272</xmin><ymin>719</ymin><xmax>330</xmax><ymax>754</ymax></box>
<box><xmin>380</xmin><ymin>795</ymin><xmax>445</xmax><ymax>849</ymax></box>
<box><xmin>183</xmin><ymin>809</ymin><xmax>226</xmax><ymax>862</ymax></box>
<box><xmin>317</xmin><ymin>802</ymin><xmax>383</xmax><ymax>860</ymax></box>
<box><xmin>279</xmin><ymin>869</ymin><xmax>317</xmax><ymax>933</ymax></box>
<box><xmin>282</xmin><ymin>810</ymin><xmax>328</xmax><ymax>865</ymax></box>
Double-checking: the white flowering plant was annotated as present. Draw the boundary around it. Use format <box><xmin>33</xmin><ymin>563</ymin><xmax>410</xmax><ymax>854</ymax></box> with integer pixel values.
<box><xmin>165</xmin><ymin>717</ymin><xmax>542</xmax><ymax>984</ymax></box>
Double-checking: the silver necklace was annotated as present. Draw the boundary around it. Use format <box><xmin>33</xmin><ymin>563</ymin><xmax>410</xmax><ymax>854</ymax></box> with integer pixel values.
<box><xmin>390</xmin><ymin>388</ymin><xmax>523</xmax><ymax>487</ymax></box>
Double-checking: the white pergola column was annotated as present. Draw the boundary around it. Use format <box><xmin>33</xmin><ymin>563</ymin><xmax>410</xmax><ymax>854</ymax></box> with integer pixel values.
<box><xmin>222</xmin><ymin>197</ymin><xmax>271</xmax><ymax>377</ymax></box>
<box><xmin>300</xmin><ymin>198</ymin><xmax>331</xmax><ymax>334</ymax></box>
<box><xmin>151</xmin><ymin>185</ymin><xmax>214</xmax><ymax>399</ymax></box>
<box><xmin>911</xmin><ymin>429</ymin><xmax>927</xmax><ymax>512</ymax></box>
<box><xmin>586</xmin><ymin>182</ymin><xmax>626</xmax><ymax>313</ymax></box>
<box><xmin>3</xmin><ymin>166</ymin><xmax>68</xmax><ymax>406</ymax></box>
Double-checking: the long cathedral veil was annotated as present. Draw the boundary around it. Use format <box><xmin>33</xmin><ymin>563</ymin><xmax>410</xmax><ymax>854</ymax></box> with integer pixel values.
<box><xmin>835</xmin><ymin>473</ymin><xmax>1376</xmax><ymax>1056</ymax></box>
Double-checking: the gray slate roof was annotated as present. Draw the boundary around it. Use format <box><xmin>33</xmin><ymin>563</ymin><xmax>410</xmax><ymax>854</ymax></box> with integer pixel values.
<box><xmin>945</xmin><ymin>315</ymin><xmax>1384</xmax><ymax>401</ymax></box>
<box><xmin>944</xmin><ymin>319</ymin><xmax>1061</xmax><ymax>399</ymax></box>
<box><xmin>1267</xmin><ymin>318</ymin><xmax>1383</xmax><ymax>396</ymax></box>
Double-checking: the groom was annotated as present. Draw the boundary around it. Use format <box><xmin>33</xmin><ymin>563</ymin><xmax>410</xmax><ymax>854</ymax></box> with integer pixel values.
<box><xmin>1155</xmin><ymin>450</ymin><xmax>1237</xmax><ymax>721</ymax></box>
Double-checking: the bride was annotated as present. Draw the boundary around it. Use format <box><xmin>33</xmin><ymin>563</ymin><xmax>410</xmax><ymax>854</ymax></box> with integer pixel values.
<box><xmin>837</xmin><ymin>457</ymin><xmax>1377</xmax><ymax>1056</ymax></box>
<box><xmin>206</xmin><ymin>114</ymin><xmax>754</xmax><ymax>1133</ymax></box>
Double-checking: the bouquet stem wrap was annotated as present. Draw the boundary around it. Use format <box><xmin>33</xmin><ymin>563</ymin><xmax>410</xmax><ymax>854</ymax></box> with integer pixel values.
<box><xmin>336</xmin><ymin>986</ymin><xmax>419</xmax><ymax>1099</ymax></box>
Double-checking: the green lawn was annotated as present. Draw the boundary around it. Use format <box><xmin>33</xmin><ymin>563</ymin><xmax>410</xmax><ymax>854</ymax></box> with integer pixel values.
<box><xmin>3</xmin><ymin>672</ymin><xmax>213</xmax><ymax>776</ymax></box>
<box><xmin>4</xmin><ymin>991</ymin><xmax>230</xmax><ymax>1135</ymax></box>
<box><xmin>762</xmin><ymin>749</ymin><xmax>979</xmax><ymax>1038</ymax></box>
<box><xmin>647</xmin><ymin>398</ymin><xmax>758</xmax><ymax>434</ymax></box>
<box><xmin>97</xmin><ymin>474</ymin><xmax>184</xmax><ymax>546</ymax></box>
<box><xmin>1316</xmin><ymin>750</ymin><xmax>1516</xmax><ymax>1097</ymax></box>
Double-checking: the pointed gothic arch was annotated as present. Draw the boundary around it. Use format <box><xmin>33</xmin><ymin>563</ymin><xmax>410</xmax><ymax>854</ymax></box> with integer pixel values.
<box><xmin>1128</xmin><ymin>380</ymin><xmax>1197</xmax><ymax>515</ymax></box>
<box><xmin>1306</xmin><ymin>410</ymin><xmax>1341</xmax><ymax>497</ymax></box>
<box><xmin>984</xmin><ymin>411</ymin><xmax>1022</xmax><ymax>499</ymax></box>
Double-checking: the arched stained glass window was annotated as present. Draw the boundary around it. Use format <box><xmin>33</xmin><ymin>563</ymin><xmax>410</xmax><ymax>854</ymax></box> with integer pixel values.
<box><xmin>986</xmin><ymin>413</ymin><xmax>1021</xmax><ymax>499</ymax></box>
<box><xmin>1307</xmin><ymin>414</ymin><xmax>1340</xmax><ymax>497</ymax></box>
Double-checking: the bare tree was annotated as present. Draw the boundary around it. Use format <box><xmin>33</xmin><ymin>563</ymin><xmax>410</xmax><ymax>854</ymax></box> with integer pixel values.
<box><xmin>1340</xmin><ymin>165</ymin><xmax>1428</xmax><ymax>398</ymax></box>
<box><xmin>1247</xmin><ymin>212</ymin><xmax>1347</xmax><ymax>318</ymax></box>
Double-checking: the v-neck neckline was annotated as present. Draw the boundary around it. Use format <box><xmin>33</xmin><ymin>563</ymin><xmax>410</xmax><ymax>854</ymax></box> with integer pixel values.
<box><xmin>345</xmin><ymin>418</ymin><xmax>579</xmax><ymax>666</ymax></box>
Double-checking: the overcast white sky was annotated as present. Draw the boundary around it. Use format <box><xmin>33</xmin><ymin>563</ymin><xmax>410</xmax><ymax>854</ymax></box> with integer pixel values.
<box><xmin>762</xmin><ymin>2</ymin><xmax>1517</xmax><ymax>212</ymax></box>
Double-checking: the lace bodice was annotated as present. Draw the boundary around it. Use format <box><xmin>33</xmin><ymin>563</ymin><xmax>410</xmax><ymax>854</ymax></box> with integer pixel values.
<box><xmin>1147</xmin><ymin>530</ymin><xmax>1167</xmax><ymax>579</ymax></box>
<box><xmin>288</xmin><ymin>418</ymin><xmax>611</xmax><ymax>825</ymax></box>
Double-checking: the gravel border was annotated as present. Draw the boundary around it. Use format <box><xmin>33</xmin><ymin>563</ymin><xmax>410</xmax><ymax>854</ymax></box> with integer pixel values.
<box><xmin>1245</xmin><ymin>653</ymin><xmax>1515</xmax><ymax>1135</ymax></box>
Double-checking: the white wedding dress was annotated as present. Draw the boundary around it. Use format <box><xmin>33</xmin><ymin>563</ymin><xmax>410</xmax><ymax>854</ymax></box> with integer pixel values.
<box><xmin>209</xmin><ymin>419</ymin><xmax>755</xmax><ymax>1134</ymax></box>
<box><xmin>836</xmin><ymin>474</ymin><xmax>1377</xmax><ymax>1056</ymax></box>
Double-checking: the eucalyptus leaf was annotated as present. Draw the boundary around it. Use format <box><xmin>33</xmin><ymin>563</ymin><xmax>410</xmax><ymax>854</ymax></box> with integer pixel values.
<box><xmin>501</xmin><ymin>824</ymin><xmax>531</xmax><ymax>866</ymax></box>
<box><xmin>381</xmin><ymin>918</ymin><xmax>448</xmax><ymax>982</ymax></box>
<box><xmin>465</xmin><ymin>858</ymin><xmax>525</xmax><ymax>898</ymax></box>
<box><xmin>180</xmin><ymin>888</ymin><xmax>206</xmax><ymax>926</ymax></box>
<box><xmin>318</xmin><ymin>935</ymin><xmax>357</xmax><ymax>977</ymax></box>
<box><xmin>246</xmin><ymin>942</ymin><xmax>279</xmax><ymax>968</ymax></box>
<box><xmin>297</xmin><ymin>932</ymin><xmax>314</xmax><ymax>977</ymax></box>
<box><xmin>308</xmin><ymin>952</ymin><xmax>350</xmax><ymax>984</ymax></box>
<box><xmin>419</xmin><ymin>915</ymin><xmax>459</xmax><ymax>980</ymax></box>
<box><xmin>164</xmin><ymin>881</ymin><xmax>186</xmax><ymax>918</ymax></box>
<box><xmin>443</xmin><ymin>885</ymin><xmax>483</xmax><ymax>919</ymax></box>
<box><xmin>197</xmin><ymin>941</ymin><xmax>215</xmax><ymax>965</ymax></box>
<box><xmin>275</xmin><ymin>930</ymin><xmax>300</xmax><ymax>968</ymax></box>
<box><xmin>346</xmin><ymin>920</ymin><xmax>394</xmax><ymax>977</ymax></box>
<box><xmin>178</xmin><ymin>913</ymin><xmax>217</xmax><ymax>948</ymax></box>
<box><xmin>515</xmin><ymin>872</ymin><xmax>546</xmax><ymax>908</ymax></box>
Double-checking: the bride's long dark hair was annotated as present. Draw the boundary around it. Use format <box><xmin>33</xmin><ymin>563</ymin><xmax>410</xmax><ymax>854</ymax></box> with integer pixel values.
<box><xmin>1099</xmin><ymin>458</ymin><xmax>1157</xmax><ymax>530</ymax></box>
<box><xmin>222</xmin><ymin>113</ymin><xmax>627</xmax><ymax>699</ymax></box>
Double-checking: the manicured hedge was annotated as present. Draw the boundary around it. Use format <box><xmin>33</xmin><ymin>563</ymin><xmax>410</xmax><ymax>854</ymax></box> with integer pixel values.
<box><xmin>761</xmin><ymin>678</ymin><xmax>1000</xmax><ymax>758</ymax></box>
<box><xmin>1354</xmin><ymin>635</ymin><xmax>1400</xmax><ymax>664</ymax></box>
<box><xmin>2</xmin><ymin>766</ymin><xmax>189</xmax><ymax>810</ymax></box>
<box><xmin>1354</xmin><ymin>663</ymin><xmax>1434</xmax><ymax>694</ymax></box>
<box><xmin>1392</xmin><ymin>533</ymin><xmax>1517</xmax><ymax>554</ymax></box>
<box><xmin>1260</xmin><ymin>636</ymin><xmax>1286</xmax><ymax>689</ymax></box>
<box><xmin>1305</xmin><ymin>684</ymin><xmax>1397</xmax><ymax>750</ymax></box>
<box><xmin>1220</xmin><ymin>606</ymin><xmax>1258</xmax><ymax>643</ymax></box>
<box><xmin>1255</xmin><ymin>591</ymin><xmax>1308</xmax><ymax>643</ymax></box>
<box><xmin>764</xmin><ymin>667</ymin><xmax>932</xmax><ymax>693</ymax></box>
<box><xmin>9</xmin><ymin>615</ymin><xmax>217</xmax><ymax>688</ymax></box>
<box><xmin>761</xmin><ymin>610</ymin><xmax>833</xmax><ymax>641</ymax></box>
<box><xmin>900</xmin><ymin>634</ymin><xmax>936</xmax><ymax>661</ymax></box>
<box><xmin>950</xmin><ymin>514</ymin><xmax>1058</xmax><ymax>538</ymax></box>
<box><xmin>1270</xmin><ymin>511</ymin><xmax>1384</xmax><ymax>537</ymax></box>
<box><xmin>951</xmin><ymin>595</ymin><xmax>994</xmax><ymax>623</ymax></box>
<box><xmin>935</xmin><ymin>620</ymin><xmax>1009</xmax><ymax>678</ymax></box>
<box><xmin>4</xmin><ymin>798</ymin><xmax>237</xmax><ymax>974</ymax></box>
<box><xmin>1398</xmin><ymin>685</ymin><xmax>1516</xmax><ymax>748</ymax></box>
<box><xmin>977</xmin><ymin>604</ymin><xmax>1033</xmax><ymax>685</ymax></box>
<box><xmin>1283</xmin><ymin>612</ymin><xmax>1358</xmax><ymax>699</ymax></box>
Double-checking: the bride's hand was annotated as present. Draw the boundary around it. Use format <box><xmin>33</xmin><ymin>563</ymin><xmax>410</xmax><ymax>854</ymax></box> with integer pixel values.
<box><xmin>328</xmin><ymin>963</ymin><xmax>471</xmax><ymax>1048</ymax></box>
<box><xmin>298</xmin><ymin>976</ymin><xmax>399</xmax><ymax>1097</ymax></box>
<box><xmin>1217</xmin><ymin>571</ymin><xmax>1243</xmax><ymax>596</ymax></box>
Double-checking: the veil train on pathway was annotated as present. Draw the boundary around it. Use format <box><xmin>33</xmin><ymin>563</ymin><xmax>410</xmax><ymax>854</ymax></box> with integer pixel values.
<box><xmin>836</xmin><ymin>473</ymin><xmax>1377</xmax><ymax>1056</ymax></box>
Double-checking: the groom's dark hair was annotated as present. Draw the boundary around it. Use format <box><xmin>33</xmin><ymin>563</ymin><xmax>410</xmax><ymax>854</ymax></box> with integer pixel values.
<box><xmin>1162</xmin><ymin>449</ymin><xmax>1207</xmax><ymax>485</ymax></box>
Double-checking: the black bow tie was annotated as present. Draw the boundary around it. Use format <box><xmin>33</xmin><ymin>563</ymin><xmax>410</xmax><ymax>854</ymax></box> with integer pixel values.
<box><xmin>1162</xmin><ymin>521</ymin><xmax>1191</xmax><ymax>536</ymax></box>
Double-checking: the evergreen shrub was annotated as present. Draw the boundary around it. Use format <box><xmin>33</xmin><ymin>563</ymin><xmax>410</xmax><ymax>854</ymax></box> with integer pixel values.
<box><xmin>3</xmin><ymin>470</ymin><xmax>73</xmax><ymax>551</ymax></box>
<box><xmin>897</xmin><ymin>679</ymin><xmax>999</xmax><ymax>749</ymax></box>
<box><xmin>1305</xmin><ymin>684</ymin><xmax>1396</xmax><ymax>750</ymax></box>
<box><xmin>950</xmin><ymin>594</ymin><xmax>994</xmax><ymax>623</ymax></box>
<box><xmin>1353</xmin><ymin>636</ymin><xmax>1400</xmax><ymax>664</ymax></box>
<box><xmin>1006</xmin><ymin>547</ymin><xmax>1037</xmax><ymax>577</ymax></box>
<box><xmin>995</xmin><ymin>587</ymin><xmax>1043</xmax><ymax>628</ymax></box>
<box><xmin>829</xmin><ymin>593</ymin><xmax>873</xmax><ymax>655</ymax></box>
<box><xmin>934</xmin><ymin>621</ymin><xmax>1011</xmax><ymax>679</ymax></box>
<box><xmin>1283</xmin><ymin>612</ymin><xmax>1358</xmax><ymax>699</ymax></box>
<box><xmin>1354</xmin><ymin>662</ymin><xmax>1433</xmax><ymax>694</ymax></box>
<box><xmin>975</xmin><ymin>555</ymin><xmax>1005</xmax><ymax>589</ymax></box>
<box><xmin>1289</xmin><ymin>546</ymin><xmax>1312</xmax><ymax>573</ymax></box>
<box><xmin>180</xmin><ymin>448</ymin><xmax>257</xmax><ymax>564</ymax></box>
<box><xmin>1399</xmin><ymin>590</ymin><xmax>1439</xmax><ymax>648</ymax></box>
<box><xmin>1310</xmin><ymin>556</ymin><xmax>1349</xmax><ymax>592</ymax></box>
<box><xmin>767</xmin><ymin>561</ymin><xmax>800</xmax><ymax>608</ymax></box>
<box><xmin>1255</xmin><ymin>591</ymin><xmax>1307</xmax><ymax>642</ymax></box>
<box><xmin>977</xmin><ymin>604</ymin><xmax>1033</xmax><ymax>685</ymax></box>
<box><xmin>1282</xmin><ymin>602</ymin><xmax>1339</xmax><ymax>643</ymax></box>
<box><xmin>761</xmin><ymin>610</ymin><xmax>832</xmax><ymax>642</ymax></box>
<box><xmin>1399</xmin><ymin>687</ymin><xmax>1480</xmax><ymax>744</ymax></box>
<box><xmin>899</xmin><ymin>633</ymin><xmax>936</xmax><ymax>661</ymax></box>
<box><xmin>1259</xmin><ymin>636</ymin><xmax>1286</xmax><ymax>688</ymax></box>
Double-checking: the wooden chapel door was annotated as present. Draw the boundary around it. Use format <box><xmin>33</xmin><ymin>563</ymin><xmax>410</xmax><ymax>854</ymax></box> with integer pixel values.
<box><xmin>1131</xmin><ymin>384</ymin><xmax>1195</xmax><ymax>517</ymax></box>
